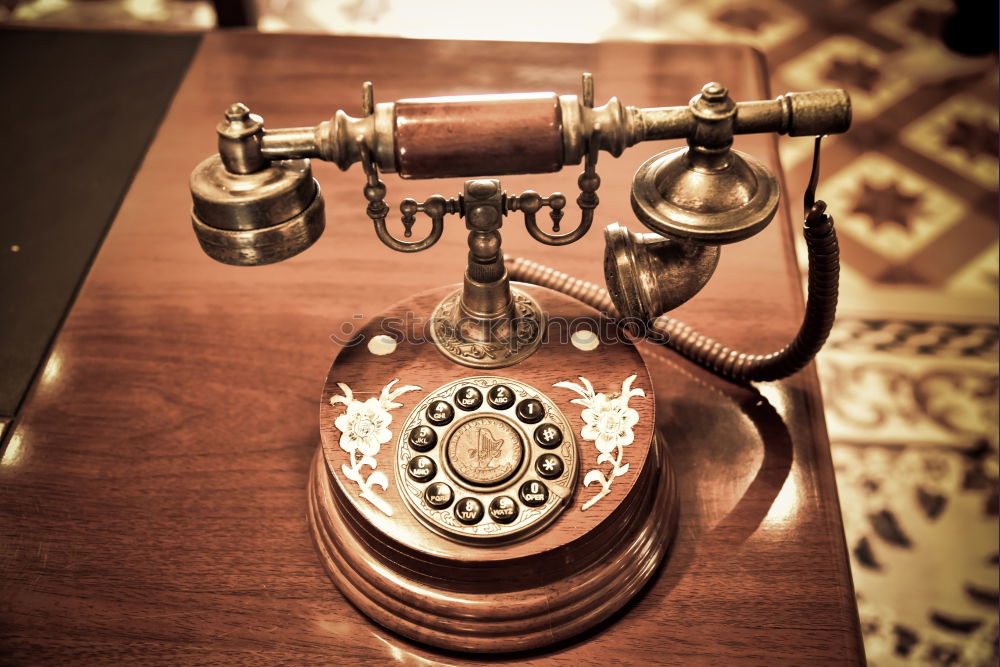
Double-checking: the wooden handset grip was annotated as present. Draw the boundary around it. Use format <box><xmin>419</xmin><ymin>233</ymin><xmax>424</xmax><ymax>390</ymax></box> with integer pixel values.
<box><xmin>394</xmin><ymin>93</ymin><xmax>564</xmax><ymax>179</ymax></box>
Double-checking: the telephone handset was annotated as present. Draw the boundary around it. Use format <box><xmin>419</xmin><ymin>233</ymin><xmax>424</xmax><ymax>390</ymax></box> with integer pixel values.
<box><xmin>189</xmin><ymin>75</ymin><xmax>851</xmax><ymax>653</ymax></box>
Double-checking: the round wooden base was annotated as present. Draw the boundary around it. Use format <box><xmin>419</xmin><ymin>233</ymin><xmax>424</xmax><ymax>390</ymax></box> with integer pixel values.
<box><xmin>308</xmin><ymin>434</ymin><xmax>677</xmax><ymax>653</ymax></box>
<box><xmin>308</xmin><ymin>284</ymin><xmax>679</xmax><ymax>653</ymax></box>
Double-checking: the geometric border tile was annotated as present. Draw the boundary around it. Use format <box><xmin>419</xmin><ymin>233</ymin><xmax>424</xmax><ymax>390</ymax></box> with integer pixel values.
<box><xmin>777</xmin><ymin>35</ymin><xmax>913</xmax><ymax>120</ymax></box>
<box><xmin>901</xmin><ymin>94</ymin><xmax>999</xmax><ymax>190</ymax></box>
<box><xmin>822</xmin><ymin>152</ymin><xmax>966</xmax><ymax>263</ymax></box>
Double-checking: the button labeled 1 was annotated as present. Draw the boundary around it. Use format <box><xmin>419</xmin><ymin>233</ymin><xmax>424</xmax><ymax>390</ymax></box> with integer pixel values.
<box><xmin>516</xmin><ymin>399</ymin><xmax>544</xmax><ymax>424</ymax></box>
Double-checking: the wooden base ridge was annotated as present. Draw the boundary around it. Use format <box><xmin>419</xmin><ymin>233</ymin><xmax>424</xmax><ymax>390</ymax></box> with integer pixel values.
<box><xmin>307</xmin><ymin>285</ymin><xmax>679</xmax><ymax>653</ymax></box>
<box><xmin>308</xmin><ymin>434</ymin><xmax>677</xmax><ymax>653</ymax></box>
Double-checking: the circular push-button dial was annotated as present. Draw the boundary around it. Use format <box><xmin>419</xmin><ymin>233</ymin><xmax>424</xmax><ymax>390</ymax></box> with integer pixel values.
<box><xmin>424</xmin><ymin>482</ymin><xmax>454</xmax><ymax>509</ymax></box>
<box><xmin>536</xmin><ymin>453</ymin><xmax>564</xmax><ymax>479</ymax></box>
<box><xmin>454</xmin><ymin>386</ymin><xmax>483</xmax><ymax>411</ymax></box>
<box><xmin>533</xmin><ymin>423</ymin><xmax>563</xmax><ymax>449</ymax></box>
<box><xmin>516</xmin><ymin>398</ymin><xmax>545</xmax><ymax>424</ymax></box>
<box><xmin>426</xmin><ymin>400</ymin><xmax>454</xmax><ymax>426</ymax></box>
<box><xmin>396</xmin><ymin>376</ymin><xmax>578</xmax><ymax>544</ymax></box>
<box><xmin>454</xmin><ymin>497</ymin><xmax>485</xmax><ymax>525</ymax></box>
<box><xmin>446</xmin><ymin>417</ymin><xmax>524</xmax><ymax>487</ymax></box>
<box><xmin>488</xmin><ymin>496</ymin><xmax>519</xmax><ymax>524</ymax></box>
<box><xmin>487</xmin><ymin>384</ymin><xmax>515</xmax><ymax>410</ymax></box>
<box><xmin>519</xmin><ymin>480</ymin><xmax>549</xmax><ymax>507</ymax></box>
<box><xmin>408</xmin><ymin>425</ymin><xmax>437</xmax><ymax>452</ymax></box>
<box><xmin>407</xmin><ymin>455</ymin><xmax>437</xmax><ymax>482</ymax></box>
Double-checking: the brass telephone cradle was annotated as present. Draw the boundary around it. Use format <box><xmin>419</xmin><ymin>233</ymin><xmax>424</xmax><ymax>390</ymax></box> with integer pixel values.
<box><xmin>189</xmin><ymin>75</ymin><xmax>851</xmax><ymax>653</ymax></box>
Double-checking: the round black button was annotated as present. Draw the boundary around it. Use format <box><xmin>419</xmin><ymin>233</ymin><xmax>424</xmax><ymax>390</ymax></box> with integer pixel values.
<box><xmin>424</xmin><ymin>482</ymin><xmax>453</xmax><ymax>509</ymax></box>
<box><xmin>535</xmin><ymin>453</ymin><xmax>564</xmax><ymax>479</ymax></box>
<box><xmin>407</xmin><ymin>455</ymin><xmax>436</xmax><ymax>482</ymax></box>
<box><xmin>408</xmin><ymin>425</ymin><xmax>438</xmax><ymax>452</ymax></box>
<box><xmin>487</xmin><ymin>384</ymin><xmax>515</xmax><ymax>409</ymax></box>
<box><xmin>454</xmin><ymin>497</ymin><xmax>484</xmax><ymax>525</ymax></box>
<box><xmin>454</xmin><ymin>386</ymin><xmax>483</xmax><ymax>411</ymax></box>
<box><xmin>488</xmin><ymin>496</ymin><xmax>519</xmax><ymax>524</ymax></box>
<box><xmin>516</xmin><ymin>398</ymin><xmax>544</xmax><ymax>424</ymax></box>
<box><xmin>426</xmin><ymin>400</ymin><xmax>454</xmax><ymax>426</ymax></box>
<box><xmin>533</xmin><ymin>423</ymin><xmax>563</xmax><ymax>449</ymax></box>
<box><xmin>519</xmin><ymin>480</ymin><xmax>549</xmax><ymax>507</ymax></box>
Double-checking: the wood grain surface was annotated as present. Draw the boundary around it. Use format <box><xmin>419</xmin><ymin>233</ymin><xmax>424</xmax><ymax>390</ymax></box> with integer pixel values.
<box><xmin>394</xmin><ymin>92</ymin><xmax>563</xmax><ymax>178</ymax></box>
<box><xmin>0</xmin><ymin>32</ymin><xmax>864</xmax><ymax>664</ymax></box>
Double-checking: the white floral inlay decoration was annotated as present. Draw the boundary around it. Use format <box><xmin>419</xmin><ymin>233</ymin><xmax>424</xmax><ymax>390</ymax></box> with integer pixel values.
<box><xmin>330</xmin><ymin>379</ymin><xmax>420</xmax><ymax>516</ymax></box>
<box><xmin>555</xmin><ymin>374</ymin><xmax>645</xmax><ymax>511</ymax></box>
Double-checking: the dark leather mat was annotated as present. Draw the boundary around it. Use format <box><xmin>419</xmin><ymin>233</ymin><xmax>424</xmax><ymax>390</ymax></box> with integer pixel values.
<box><xmin>0</xmin><ymin>28</ymin><xmax>200</xmax><ymax>419</ymax></box>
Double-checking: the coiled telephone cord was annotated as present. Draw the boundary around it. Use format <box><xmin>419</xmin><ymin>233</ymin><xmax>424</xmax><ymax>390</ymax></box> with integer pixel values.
<box><xmin>505</xmin><ymin>202</ymin><xmax>839</xmax><ymax>384</ymax></box>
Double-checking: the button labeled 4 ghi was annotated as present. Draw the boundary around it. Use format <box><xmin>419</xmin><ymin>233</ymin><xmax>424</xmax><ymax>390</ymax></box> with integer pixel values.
<box><xmin>426</xmin><ymin>400</ymin><xmax>454</xmax><ymax>426</ymax></box>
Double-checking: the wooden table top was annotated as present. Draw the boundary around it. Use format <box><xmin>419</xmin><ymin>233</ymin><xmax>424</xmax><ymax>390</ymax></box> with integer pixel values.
<box><xmin>0</xmin><ymin>32</ymin><xmax>864</xmax><ymax>664</ymax></box>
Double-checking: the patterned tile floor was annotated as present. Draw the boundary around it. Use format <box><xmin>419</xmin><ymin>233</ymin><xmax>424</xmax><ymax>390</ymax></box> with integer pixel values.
<box><xmin>4</xmin><ymin>0</ymin><xmax>998</xmax><ymax>664</ymax></box>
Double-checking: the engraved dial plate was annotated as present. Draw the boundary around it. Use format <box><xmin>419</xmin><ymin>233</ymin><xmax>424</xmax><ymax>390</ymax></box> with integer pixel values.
<box><xmin>395</xmin><ymin>376</ymin><xmax>578</xmax><ymax>544</ymax></box>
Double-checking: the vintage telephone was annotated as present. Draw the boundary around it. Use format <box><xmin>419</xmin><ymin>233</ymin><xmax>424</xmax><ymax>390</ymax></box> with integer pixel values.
<box><xmin>189</xmin><ymin>75</ymin><xmax>851</xmax><ymax>653</ymax></box>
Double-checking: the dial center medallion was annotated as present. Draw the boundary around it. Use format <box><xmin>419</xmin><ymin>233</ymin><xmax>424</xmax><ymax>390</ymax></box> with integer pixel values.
<box><xmin>446</xmin><ymin>417</ymin><xmax>524</xmax><ymax>487</ymax></box>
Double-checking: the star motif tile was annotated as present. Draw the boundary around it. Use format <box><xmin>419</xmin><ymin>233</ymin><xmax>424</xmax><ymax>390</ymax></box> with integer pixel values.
<box><xmin>901</xmin><ymin>94</ymin><xmax>999</xmax><ymax>189</ymax></box>
<box><xmin>946</xmin><ymin>242</ymin><xmax>1000</xmax><ymax>298</ymax></box>
<box><xmin>820</xmin><ymin>153</ymin><xmax>965</xmax><ymax>262</ymax></box>
<box><xmin>777</xmin><ymin>36</ymin><xmax>913</xmax><ymax>119</ymax></box>
<box><xmin>870</xmin><ymin>0</ymin><xmax>953</xmax><ymax>46</ymax></box>
<box><xmin>670</xmin><ymin>0</ymin><xmax>806</xmax><ymax>50</ymax></box>
<box><xmin>870</xmin><ymin>0</ymin><xmax>997</xmax><ymax>81</ymax></box>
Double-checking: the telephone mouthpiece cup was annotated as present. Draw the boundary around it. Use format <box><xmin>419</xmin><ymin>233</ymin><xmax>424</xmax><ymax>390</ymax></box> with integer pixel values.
<box><xmin>189</xmin><ymin>155</ymin><xmax>325</xmax><ymax>266</ymax></box>
<box><xmin>630</xmin><ymin>146</ymin><xmax>779</xmax><ymax>245</ymax></box>
<box><xmin>604</xmin><ymin>222</ymin><xmax>720</xmax><ymax>324</ymax></box>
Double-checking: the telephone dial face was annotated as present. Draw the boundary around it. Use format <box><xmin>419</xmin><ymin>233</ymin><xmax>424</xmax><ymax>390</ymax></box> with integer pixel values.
<box><xmin>395</xmin><ymin>375</ymin><xmax>578</xmax><ymax>544</ymax></box>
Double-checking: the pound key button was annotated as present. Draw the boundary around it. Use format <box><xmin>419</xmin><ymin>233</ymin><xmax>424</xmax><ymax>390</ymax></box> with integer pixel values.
<box><xmin>533</xmin><ymin>423</ymin><xmax>563</xmax><ymax>449</ymax></box>
<box><xmin>488</xmin><ymin>496</ymin><xmax>519</xmax><ymax>524</ymax></box>
<box><xmin>536</xmin><ymin>453</ymin><xmax>564</xmax><ymax>479</ymax></box>
<box><xmin>424</xmin><ymin>482</ymin><xmax>454</xmax><ymax>509</ymax></box>
<box><xmin>518</xmin><ymin>480</ymin><xmax>549</xmax><ymax>507</ymax></box>
<box><xmin>516</xmin><ymin>398</ymin><xmax>544</xmax><ymax>424</ymax></box>
<box><xmin>426</xmin><ymin>400</ymin><xmax>454</xmax><ymax>426</ymax></box>
<box><xmin>454</xmin><ymin>386</ymin><xmax>483</xmax><ymax>411</ymax></box>
<box><xmin>454</xmin><ymin>497</ymin><xmax>484</xmax><ymax>525</ymax></box>
<box><xmin>407</xmin><ymin>455</ymin><xmax>437</xmax><ymax>482</ymax></box>
<box><xmin>408</xmin><ymin>425</ymin><xmax>438</xmax><ymax>452</ymax></box>
<box><xmin>487</xmin><ymin>384</ymin><xmax>515</xmax><ymax>410</ymax></box>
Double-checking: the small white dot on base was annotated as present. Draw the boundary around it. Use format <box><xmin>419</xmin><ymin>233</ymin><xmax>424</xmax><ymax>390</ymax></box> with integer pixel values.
<box><xmin>367</xmin><ymin>334</ymin><xmax>397</xmax><ymax>356</ymax></box>
<box><xmin>10</xmin><ymin>245</ymin><xmax>20</xmax><ymax>253</ymax></box>
<box><xmin>571</xmin><ymin>330</ymin><xmax>600</xmax><ymax>351</ymax></box>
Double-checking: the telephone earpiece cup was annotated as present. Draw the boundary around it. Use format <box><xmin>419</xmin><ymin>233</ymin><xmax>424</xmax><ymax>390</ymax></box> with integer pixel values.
<box><xmin>630</xmin><ymin>147</ymin><xmax>779</xmax><ymax>244</ymax></box>
<box><xmin>189</xmin><ymin>155</ymin><xmax>325</xmax><ymax>266</ymax></box>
